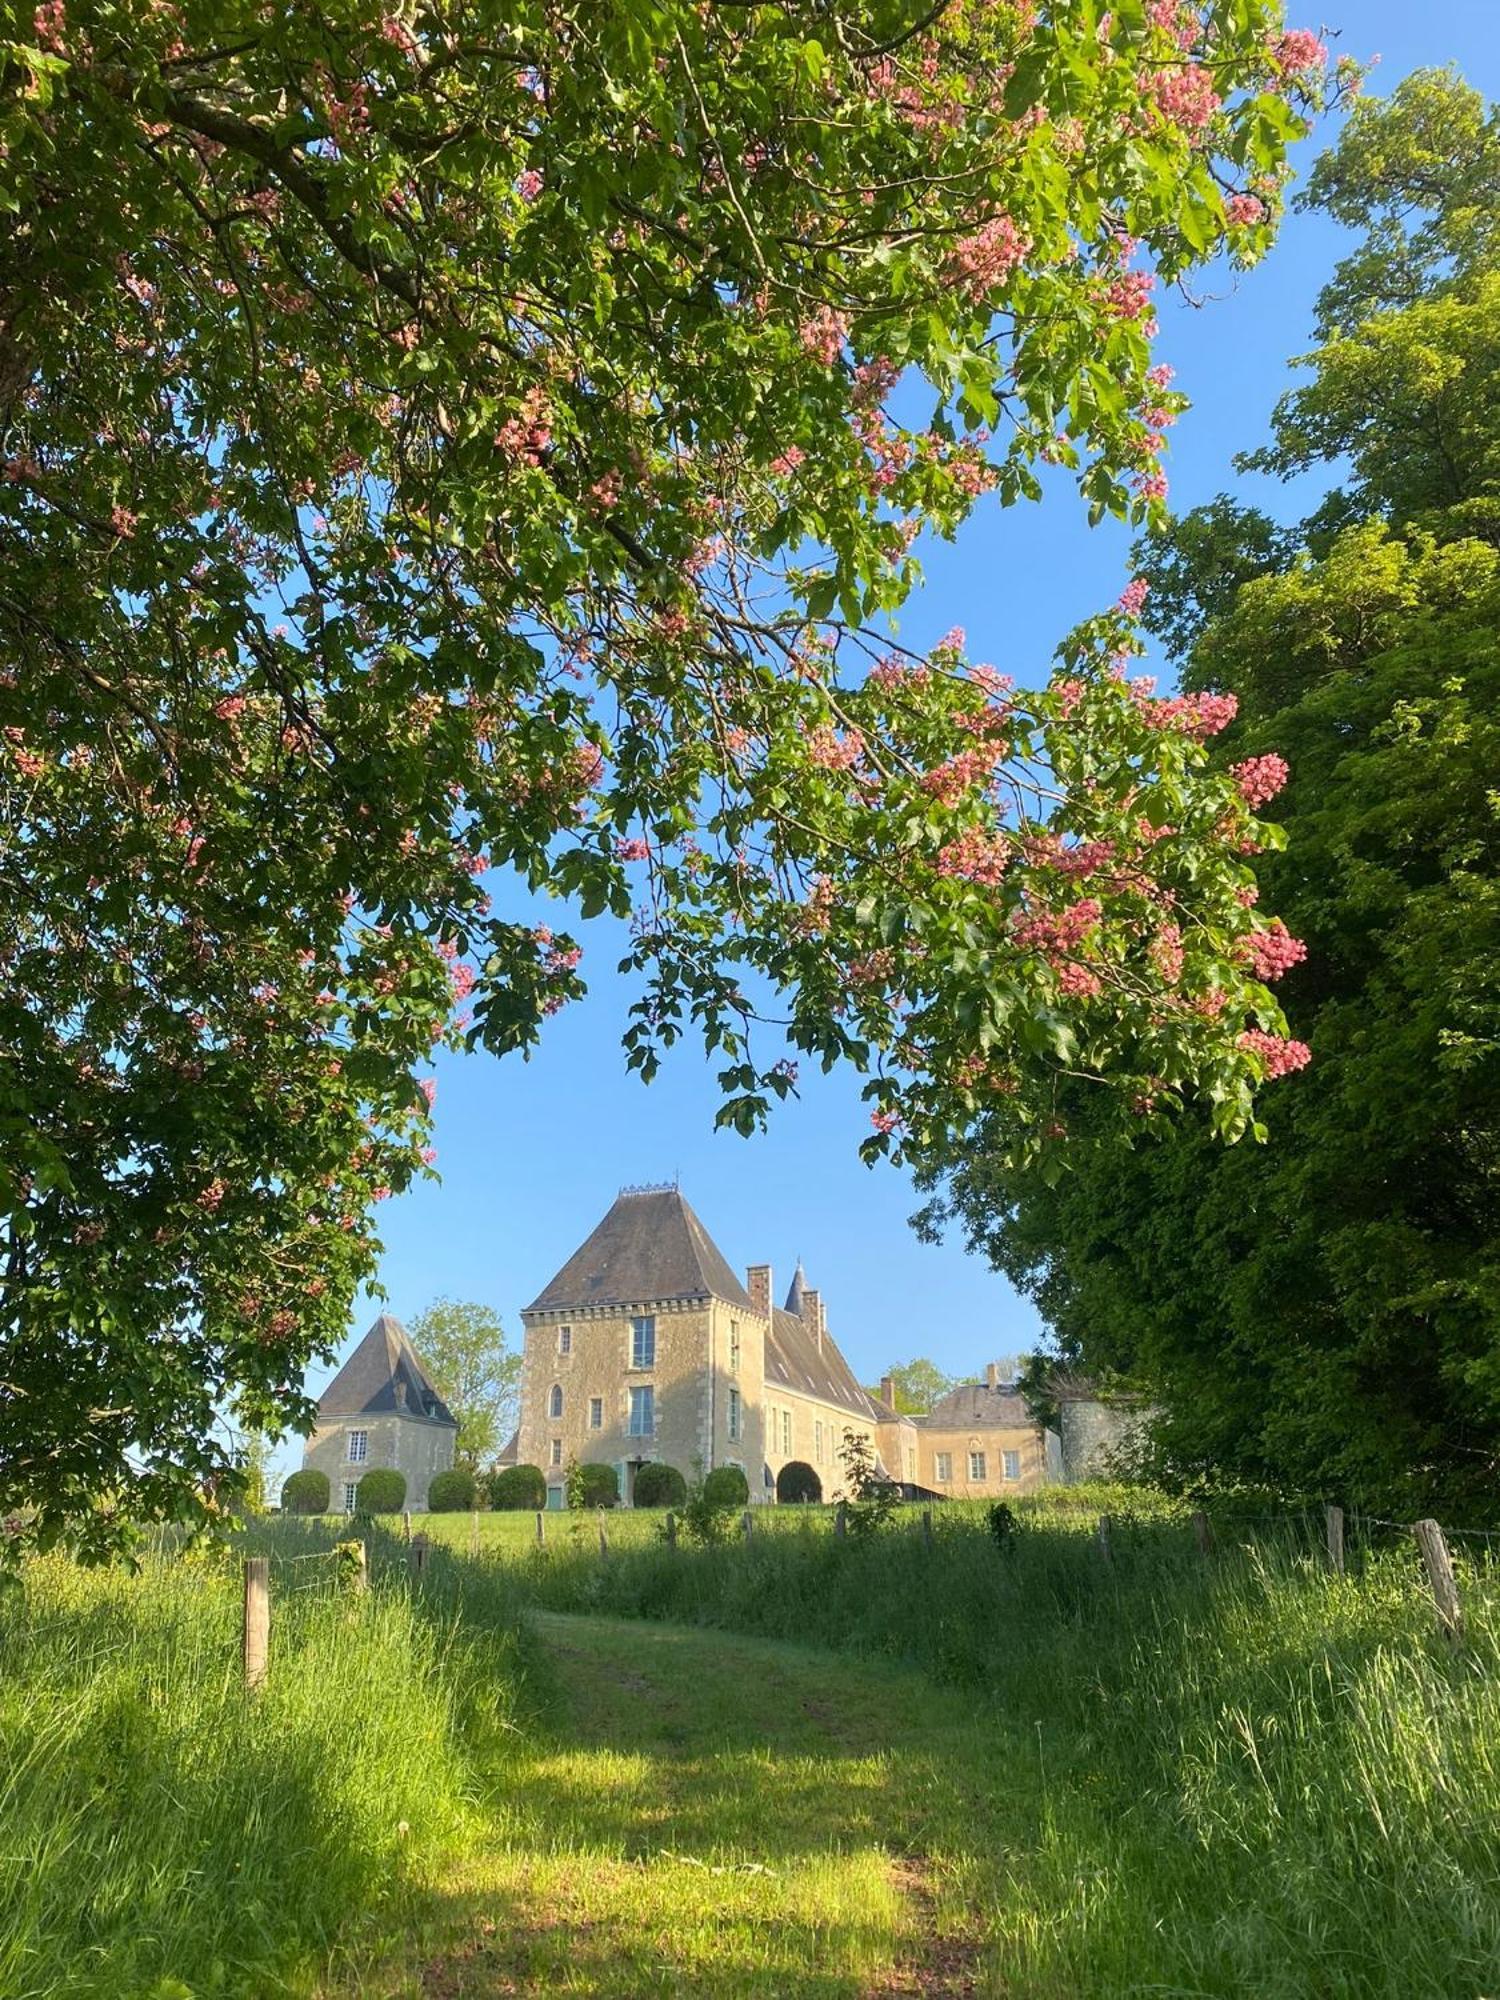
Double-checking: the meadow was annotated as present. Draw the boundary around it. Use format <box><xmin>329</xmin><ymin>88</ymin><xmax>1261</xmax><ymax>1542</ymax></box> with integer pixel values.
<box><xmin>8</xmin><ymin>1492</ymin><xmax>1500</xmax><ymax>1996</ymax></box>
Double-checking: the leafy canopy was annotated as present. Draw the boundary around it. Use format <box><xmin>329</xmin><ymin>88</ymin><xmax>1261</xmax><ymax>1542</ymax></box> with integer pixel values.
<box><xmin>406</xmin><ymin>1298</ymin><xmax>519</xmax><ymax>1470</ymax></box>
<box><xmin>0</xmin><ymin>0</ymin><xmax>1333</xmax><ymax>1560</ymax></box>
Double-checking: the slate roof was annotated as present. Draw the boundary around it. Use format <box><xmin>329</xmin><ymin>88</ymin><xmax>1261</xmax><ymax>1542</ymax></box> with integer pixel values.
<box><xmin>783</xmin><ymin>1262</ymin><xmax>807</xmax><ymax>1316</ymax></box>
<box><xmin>525</xmin><ymin>1187</ymin><xmax>754</xmax><ymax>1314</ymax></box>
<box><xmin>316</xmin><ymin>1312</ymin><xmax>457</xmax><ymax>1426</ymax></box>
<box><xmin>922</xmin><ymin>1379</ymin><xmax>1033</xmax><ymax>1430</ymax></box>
<box><xmin>765</xmin><ymin>1305</ymin><xmax>879</xmax><ymax>1422</ymax></box>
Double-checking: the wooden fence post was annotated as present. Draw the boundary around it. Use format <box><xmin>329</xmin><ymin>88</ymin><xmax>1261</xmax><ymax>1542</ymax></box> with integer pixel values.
<box><xmin>242</xmin><ymin>1557</ymin><xmax>269</xmax><ymax>1691</ymax></box>
<box><xmin>535</xmin><ymin>1509</ymin><xmax>546</xmax><ymax>1545</ymax></box>
<box><xmin>742</xmin><ymin>1508</ymin><xmax>754</xmax><ymax>1543</ymax></box>
<box><xmin>834</xmin><ymin>1501</ymin><xmax>847</xmax><ymax>1539</ymax></box>
<box><xmin>410</xmin><ymin>1532</ymin><xmax>429</xmax><ymax>1578</ymax></box>
<box><xmin>402</xmin><ymin>1510</ymin><xmax>411</xmax><ymax>1544</ymax></box>
<box><xmin>1191</xmin><ymin>1510</ymin><xmax>1214</xmax><ymax>1559</ymax></box>
<box><xmin>1325</xmin><ymin>1504</ymin><xmax>1345</xmax><ymax>1576</ymax></box>
<box><xmin>1096</xmin><ymin>1515</ymin><xmax>1113</xmax><ymax>1563</ymax></box>
<box><xmin>1413</xmin><ymin>1519</ymin><xmax>1463</xmax><ymax>1645</ymax></box>
<box><xmin>665</xmin><ymin>1510</ymin><xmax>677</xmax><ymax>1548</ymax></box>
<box><xmin>597</xmin><ymin>1508</ymin><xmax>609</xmax><ymax>1557</ymax></box>
<box><xmin>351</xmin><ymin>1540</ymin><xmax>369</xmax><ymax>1594</ymax></box>
<box><xmin>921</xmin><ymin>1507</ymin><xmax>934</xmax><ymax>1550</ymax></box>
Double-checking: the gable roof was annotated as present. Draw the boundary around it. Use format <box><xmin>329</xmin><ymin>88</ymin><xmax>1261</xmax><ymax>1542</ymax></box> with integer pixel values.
<box><xmin>525</xmin><ymin>1187</ymin><xmax>753</xmax><ymax>1314</ymax></box>
<box><xmin>765</xmin><ymin>1305</ymin><xmax>878</xmax><ymax>1422</ymax></box>
<box><xmin>316</xmin><ymin>1313</ymin><xmax>457</xmax><ymax>1426</ymax></box>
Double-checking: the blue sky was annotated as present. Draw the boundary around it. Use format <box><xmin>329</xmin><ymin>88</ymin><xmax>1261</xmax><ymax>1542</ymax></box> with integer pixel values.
<box><xmin>281</xmin><ymin>4</ymin><xmax>1500</xmax><ymax>1485</ymax></box>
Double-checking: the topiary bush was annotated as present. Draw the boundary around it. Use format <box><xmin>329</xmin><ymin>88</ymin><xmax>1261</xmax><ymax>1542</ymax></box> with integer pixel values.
<box><xmin>427</xmin><ymin>1466</ymin><xmax>478</xmax><ymax>1512</ymax></box>
<box><xmin>703</xmin><ymin>1463</ymin><xmax>749</xmax><ymax>1508</ymax></box>
<box><xmin>632</xmin><ymin>1461</ymin><xmax>686</xmax><ymax>1509</ymax></box>
<box><xmin>488</xmin><ymin>1463</ymin><xmax>546</xmax><ymax>1511</ymax></box>
<box><xmin>776</xmin><ymin>1460</ymin><xmax>822</xmax><ymax>1505</ymax></box>
<box><xmin>280</xmin><ymin>1468</ymin><xmax>329</xmax><ymax>1514</ymax></box>
<box><xmin>354</xmin><ymin>1468</ymin><xmax>406</xmax><ymax>1514</ymax></box>
<box><xmin>571</xmin><ymin>1461</ymin><xmax>619</xmax><ymax>1509</ymax></box>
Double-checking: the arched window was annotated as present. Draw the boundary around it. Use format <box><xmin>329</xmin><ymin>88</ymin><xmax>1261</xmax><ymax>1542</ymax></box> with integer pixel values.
<box><xmin>549</xmin><ymin>1383</ymin><xmax>563</xmax><ymax>1419</ymax></box>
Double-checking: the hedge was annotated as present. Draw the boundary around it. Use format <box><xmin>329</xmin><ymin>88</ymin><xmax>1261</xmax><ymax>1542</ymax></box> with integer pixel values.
<box><xmin>488</xmin><ymin>1463</ymin><xmax>546</xmax><ymax>1510</ymax></box>
<box><xmin>427</xmin><ymin>1466</ymin><xmax>478</xmax><ymax>1512</ymax></box>
<box><xmin>702</xmin><ymin>1464</ymin><xmax>749</xmax><ymax>1507</ymax></box>
<box><xmin>280</xmin><ymin>1468</ymin><xmax>329</xmax><ymax>1514</ymax></box>
<box><xmin>631</xmin><ymin>1461</ymin><xmax>686</xmax><ymax>1509</ymax></box>
<box><xmin>354</xmin><ymin>1468</ymin><xmax>406</xmax><ymax>1514</ymax></box>
<box><xmin>572</xmin><ymin>1461</ymin><xmax>619</xmax><ymax>1509</ymax></box>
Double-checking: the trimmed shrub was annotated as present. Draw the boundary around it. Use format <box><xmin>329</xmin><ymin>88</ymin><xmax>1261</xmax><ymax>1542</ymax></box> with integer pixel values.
<box><xmin>280</xmin><ymin>1468</ymin><xmax>329</xmax><ymax>1514</ymax></box>
<box><xmin>632</xmin><ymin>1461</ymin><xmax>686</xmax><ymax>1509</ymax></box>
<box><xmin>427</xmin><ymin>1466</ymin><xmax>478</xmax><ymax>1512</ymax></box>
<box><xmin>354</xmin><ymin>1468</ymin><xmax>406</xmax><ymax>1514</ymax></box>
<box><xmin>573</xmin><ymin>1461</ymin><xmax>619</xmax><ymax>1510</ymax></box>
<box><xmin>776</xmin><ymin>1460</ymin><xmax>822</xmax><ymax>1504</ymax></box>
<box><xmin>489</xmin><ymin>1463</ymin><xmax>546</xmax><ymax>1511</ymax></box>
<box><xmin>703</xmin><ymin>1463</ymin><xmax>749</xmax><ymax>1507</ymax></box>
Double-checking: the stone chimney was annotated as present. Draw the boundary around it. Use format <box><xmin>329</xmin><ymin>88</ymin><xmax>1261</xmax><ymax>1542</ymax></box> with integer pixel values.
<box><xmin>746</xmin><ymin>1263</ymin><xmax>772</xmax><ymax>1318</ymax></box>
<box><xmin>880</xmin><ymin>1374</ymin><xmax>896</xmax><ymax>1407</ymax></box>
<box><xmin>803</xmin><ymin>1289</ymin><xmax>823</xmax><ymax>1352</ymax></box>
<box><xmin>986</xmin><ymin>1361</ymin><xmax>1000</xmax><ymax>1391</ymax></box>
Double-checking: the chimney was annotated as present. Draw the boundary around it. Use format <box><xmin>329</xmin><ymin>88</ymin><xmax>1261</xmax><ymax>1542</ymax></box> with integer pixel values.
<box><xmin>746</xmin><ymin>1263</ymin><xmax>771</xmax><ymax>1318</ymax></box>
<box><xmin>804</xmin><ymin>1289</ymin><xmax>823</xmax><ymax>1352</ymax></box>
<box><xmin>880</xmin><ymin>1374</ymin><xmax>896</xmax><ymax>1407</ymax></box>
<box><xmin>986</xmin><ymin>1362</ymin><xmax>999</xmax><ymax>1391</ymax></box>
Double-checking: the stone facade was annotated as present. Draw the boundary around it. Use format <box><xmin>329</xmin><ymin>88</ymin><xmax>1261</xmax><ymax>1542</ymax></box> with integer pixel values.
<box><xmin>301</xmin><ymin>1312</ymin><xmax>457</xmax><ymax>1511</ymax></box>
<box><xmin>515</xmin><ymin>1185</ymin><xmax>1052</xmax><ymax>1506</ymax></box>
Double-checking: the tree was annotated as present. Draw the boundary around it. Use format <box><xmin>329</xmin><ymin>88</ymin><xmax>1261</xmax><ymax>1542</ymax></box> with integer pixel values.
<box><xmin>406</xmin><ymin>1298</ymin><xmax>518</xmax><ymax>1470</ymax></box>
<box><xmin>867</xmin><ymin>1358</ymin><xmax>957</xmax><ymax>1414</ymax></box>
<box><xmin>917</xmin><ymin>71</ymin><xmax>1500</xmax><ymax>1515</ymax></box>
<box><xmin>0</xmin><ymin>2</ymin><xmax>1339</xmax><ymax>1561</ymax></box>
<box><xmin>236</xmin><ymin>1431</ymin><xmax>270</xmax><ymax>1515</ymax></box>
<box><xmin>837</xmin><ymin>1429</ymin><xmax>899</xmax><ymax>1535</ymax></box>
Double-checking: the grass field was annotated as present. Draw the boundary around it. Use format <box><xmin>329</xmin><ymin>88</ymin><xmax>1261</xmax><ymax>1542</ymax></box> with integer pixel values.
<box><xmin>10</xmin><ymin>1495</ymin><xmax>1500</xmax><ymax>1996</ymax></box>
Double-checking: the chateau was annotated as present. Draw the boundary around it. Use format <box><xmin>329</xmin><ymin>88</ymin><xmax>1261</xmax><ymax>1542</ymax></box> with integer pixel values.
<box><xmin>509</xmin><ymin>1184</ymin><xmax>1046</xmax><ymax>1509</ymax></box>
<box><xmin>302</xmin><ymin>1312</ymin><xmax>458</xmax><ymax>1512</ymax></box>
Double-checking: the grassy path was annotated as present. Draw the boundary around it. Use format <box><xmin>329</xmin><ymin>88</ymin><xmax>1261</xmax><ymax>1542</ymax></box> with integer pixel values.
<box><xmin>369</xmin><ymin>1610</ymin><xmax>1004</xmax><ymax>1998</ymax></box>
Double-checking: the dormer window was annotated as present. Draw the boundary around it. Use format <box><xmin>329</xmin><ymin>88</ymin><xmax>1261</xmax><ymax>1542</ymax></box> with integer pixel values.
<box><xmin>393</xmin><ymin>1380</ymin><xmax>408</xmax><ymax>1410</ymax></box>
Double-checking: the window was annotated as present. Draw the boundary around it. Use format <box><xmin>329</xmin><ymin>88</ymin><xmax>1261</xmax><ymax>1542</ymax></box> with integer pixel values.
<box><xmin>935</xmin><ymin>1452</ymin><xmax>952</xmax><ymax>1483</ymax></box>
<box><xmin>780</xmin><ymin>1409</ymin><xmax>792</xmax><ymax>1455</ymax></box>
<box><xmin>559</xmin><ymin>1326</ymin><xmax>572</xmax><ymax>1355</ymax></box>
<box><xmin>1003</xmin><ymin>1450</ymin><xmax>1021</xmax><ymax>1482</ymax></box>
<box><xmin>968</xmin><ymin>1451</ymin><xmax>987</xmax><ymax>1482</ymax></box>
<box><xmin>346</xmin><ymin>1428</ymin><xmax>368</xmax><ymax>1464</ymax></box>
<box><xmin>627</xmin><ymin>1386</ymin><xmax>654</xmax><ymax>1437</ymax></box>
<box><xmin>343</xmin><ymin>1482</ymin><xmax>358</xmax><ymax>1511</ymax></box>
<box><xmin>814</xmin><ymin>1420</ymin><xmax>823</xmax><ymax>1462</ymax></box>
<box><xmin>550</xmin><ymin>1438</ymin><xmax>562</xmax><ymax>1467</ymax></box>
<box><xmin>549</xmin><ymin>1383</ymin><xmax>564</xmax><ymax>1419</ymax></box>
<box><xmin>905</xmin><ymin>1447</ymin><xmax>915</xmax><ymax>1482</ymax></box>
<box><xmin>589</xmin><ymin>1396</ymin><xmax>603</xmax><ymax>1431</ymax></box>
<box><xmin>729</xmin><ymin>1321</ymin><xmax>740</xmax><ymax>1374</ymax></box>
<box><xmin>630</xmin><ymin>1314</ymin><xmax>656</xmax><ymax>1368</ymax></box>
<box><xmin>727</xmin><ymin>1388</ymin><xmax>741</xmax><ymax>1442</ymax></box>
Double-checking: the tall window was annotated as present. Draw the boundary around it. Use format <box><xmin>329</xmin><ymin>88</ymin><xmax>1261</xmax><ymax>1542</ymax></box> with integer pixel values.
<box><xmin>729</xmin><ymin>1321</ymin><xmax>740</xmax><ymax>1374</ymax></box>
<box><xmin>935</xmin><ymin>1452</ymin><xmax>952</xmax><ymax>1483</ymax></box>
<box><xmin>780</xmin><ymin>1409</ymin><xmax>792</xmax><ymax>1455</ymax></box>
<box><xmin>549</xmin><ymin>1383</ymin><xmax>564</xmax><ymax>1419</ymax></box>
<box><xmin>630</xmin><ymin>1315</ymin><xmax>656</xmax><ymax>1368</ymax></box>
<box><xmin>550</xmin><ymin>1438</ymin><xmax>563</xmax><ymax>1466</ymax></box>
<box><xmin>346</xmin><ymin>1429</ymin><xmax>368</xmax><ymax>1464</ymax></box>
<box><xmin>627</xmin><ymin>1386</ymin><xmax>655</xmax><ymax>1437</ymax></box>
<box><xmin>814</xmin><ymin>1420</ymin><xmax>823</xmax><ymax>1462</ymax></box>
<box><xmin>1002</xmin><ymin>1449</ymin><xmax>1021</xmax><ymax>1482</ymax></box>
<box><xmin>727</xmin><ymin>1388</ymin><xmax>741</xmax><ymax>1442</ymax></box>
<box><xmin>589</xmin><ymin>1397</ymin><xmax>603</xmax><ymax>1431</ymax></box>
<box><xmin>559</xmin><ymin>1325</ymin><xmax>572</xmax><ymax>1355</ymax></box>
<box><xmin>343</xmin><ymin>1482</ymin><xmax>358</xmax><ymax>1511</ymax></box>
<box><xmin>968</xmin><ymin>1450</ymin><xmax>987</xmax><ymax>1482</ymax></box>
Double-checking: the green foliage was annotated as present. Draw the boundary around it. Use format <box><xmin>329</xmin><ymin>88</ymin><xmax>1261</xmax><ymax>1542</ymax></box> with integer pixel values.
<box><xmin>488</xmin><ymin>1464</ymin><xmax>546</xmax><ymax>1512</ymax></box>
<box><xmin>354</xmin><ymin>1468</ymin><xmax>406</xmax><ymax>1515</ymax></box>
<box><xmin>986</xmin><ymin>1502</ymin><xmax>1018</xmax><ymax>1550</ymax></box>
<box><xmin>920</xmin><ymin>70</ymin><xmax>1500</xmax><ymax>1514</ymax></box>
<box><xmin>426</xmin><ymin>1468</ymin><xmax>478</xmax><ymax>1514</ymax></box>
<box><xmin>236</xmin><ymin>1433</ymin><xmax>270</xmax><ymax>1516</ymax></box>
<box><xmin>838</xmin><ymin>1432</ymin><xmax>900</xmax><ymax>1539</ymax></box>
<box><xmin>405</xmin><ymin>1300</ymin><xmax>519</xmax><ymax>1470</ymax></box>
<box><xmin>280</xmin><ymin>1469</ymin><xmax>329</xmax><ymax>1516</ymax></box>
<box><xmin>568</xmin><ymin>1462</ymin><xmax>619</xmax><ymax>1512</ymax></box>
<box><xmin>776</xmin><ymin>1461</ymin><xmax>823</xmax><ymax>1505</ymax></box>
<box><xmin>0</xmin><ymin>0</ymin><xmax>1336</xmax><ymax>1560</ymax></box>
<box><xmin>865</xmin><ymin>1359</ymin><xmax>956</xmax><ymax>1415</ymax></box>
<box><xmin>631</xmin><ymin>1462</ymin><xmax>686</xmax><ymax>1510</ymax></box>
<box><xmin>702</xmin><ymin>1465</ymin><xmax>749</xmax><ymax>1509</ymax></box>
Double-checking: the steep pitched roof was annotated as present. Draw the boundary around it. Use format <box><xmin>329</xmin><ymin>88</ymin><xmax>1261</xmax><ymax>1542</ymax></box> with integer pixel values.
<box><xmin>316</xmin><ymin>1313</ymin><xmax>457</xmax><ymax>1426</ymax></box>
<box><xmin>765</xmin><ymin>1306</ymin><xmax>879</xmax><ymax>1421</ymax></box>
<box><xmin>525</xmin><ymin>1187</ymin><xmax>753</xmax><ymax>1313</ymax></box>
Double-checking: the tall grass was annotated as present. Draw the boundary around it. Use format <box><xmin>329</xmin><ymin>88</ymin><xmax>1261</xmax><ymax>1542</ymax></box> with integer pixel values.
<box><xmin>0</xmin><ymin>1518</ymin><xmax>529</xmax><ymax>2000</ymax></box>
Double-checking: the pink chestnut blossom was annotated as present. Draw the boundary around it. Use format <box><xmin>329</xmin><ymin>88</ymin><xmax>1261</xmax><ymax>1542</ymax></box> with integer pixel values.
<box><xmin>1271</xmin><ymin>29</ymin><xmax>1328</xmax><ymax>74</ymax></box>
<box><xmin>1117</xmin><ymin>577</ymin><xmax>1150</xmax><ymax>619</ymax></box>
<box><xmin>1232</xmin><ymin>752</ymin><xmax>1290</xmax><ymax>809</ymax></box>
<box><xmin>614</xmin><ymin>837</ymin><xmax>650</xmax><ymax>861</ymax></box>
<box><xmin>798</xmin><ymin>306</ymin><xmax>849</xmax><ymax>368</ymax></box>
<box><xmin>1245</xmin><ymin>921</ymin><xmax>1308</xmax><ymax>982</ymax></box>
<box><xmin>1238</xmin><ymin>1029</ymin><xmax>1312</xmax><ymax>1078</ymax></box>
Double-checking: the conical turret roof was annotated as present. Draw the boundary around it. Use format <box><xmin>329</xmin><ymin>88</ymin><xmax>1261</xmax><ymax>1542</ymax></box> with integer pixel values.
<box><xmin>316</xmin><ymin>1312</ymin><xmax>457</xmax><ymax>1425</ymax></box>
